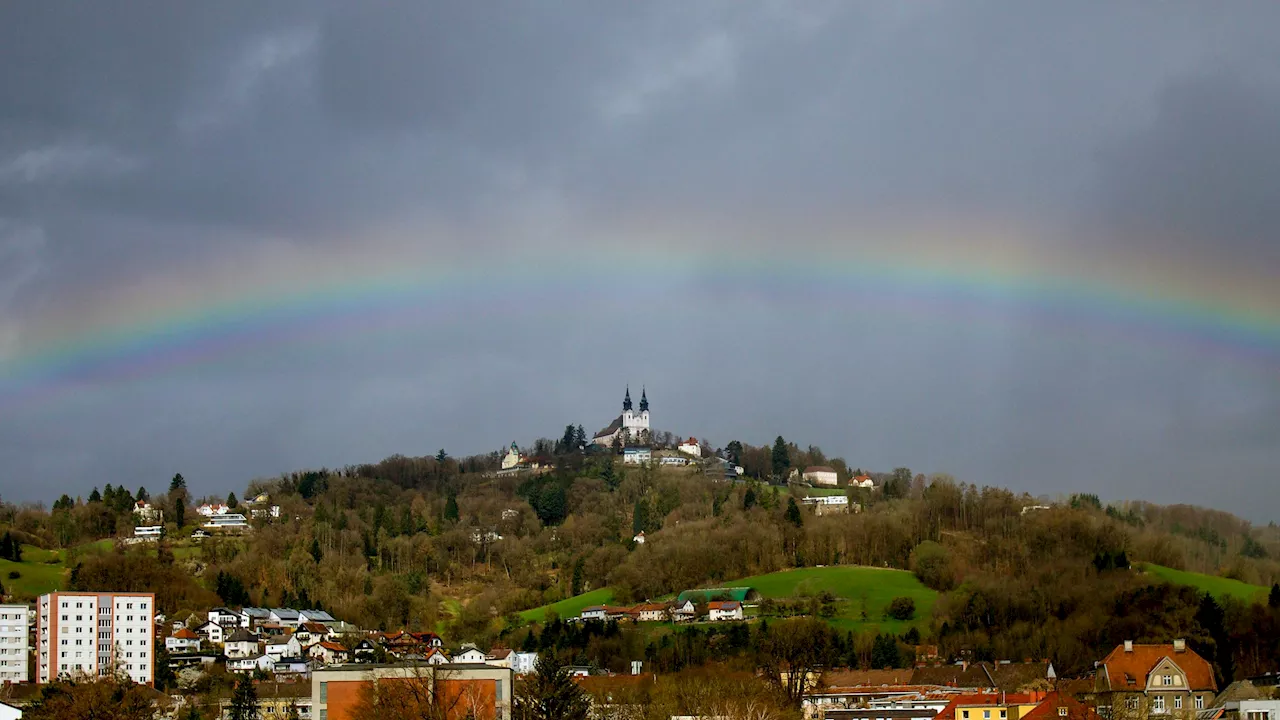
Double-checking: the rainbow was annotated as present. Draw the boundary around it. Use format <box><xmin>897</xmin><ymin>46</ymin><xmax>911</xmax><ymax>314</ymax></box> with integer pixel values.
<box><xmin>2</xmin><ymin>235</ymin><xmax>1279</xmax><ymax>409</ymax></box>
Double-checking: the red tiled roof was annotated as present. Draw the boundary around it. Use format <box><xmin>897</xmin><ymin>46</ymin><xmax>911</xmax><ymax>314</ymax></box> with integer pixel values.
<box><xmin>707</xmin><ymin>601</ymin><xmax>741</xmax><ymax>611</ymax></box>
<box><xmin>935</xmin><ymin>691</ymin><xmax>1044</xmax><ymax>720</ymax></box>
<box><xmin>1097</xmin><ymin>644</ymin><xmax>1217</xmax><ymax>692</ymax></box>
<box><xmin>172</xmin><ymin>628</ymin><xmax>199</xmax><ymax>640</ymax></box>
<box><xmin>297</xmin><ymin>622</ymin><xmax>328</xmax><ymax>634</ymax></box>
<box><xmin>318</xmin><ymin>641</ymin><xmax>348</xmax><ymax>652</ymax></box>
<box><xmin>1020</xmin><ymin>692</ymin><xmax>1102</xmax><ymax>720</ymax></box>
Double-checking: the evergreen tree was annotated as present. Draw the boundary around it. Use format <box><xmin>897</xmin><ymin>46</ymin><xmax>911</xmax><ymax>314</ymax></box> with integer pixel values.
<box><xmin>88</xmin><ymin>487</ymin><xmax>102</xmax><ymax>503</ymax></box>
<box><xmin>228</xmin><ymin>673</ymin><xmax>259</xmax><ymax>720</ymax></box>
<box><xmin>310</xmin><ymin>538</ymin><xmax>323</xmax><ymax>564</ymax></box>
<box><xmin>226</xmin><ymin>492</ymin><xmax>238</xmax><ymax>509</ymax></box>
<box><xmin>785</xmin><ymin>497</ymin><xmax>804</xmax><ymax>527</ymax></box>
<box><xmin>571</xmin><ymin>557</ymin><xmax>585</xmax><ymax>596</ymax></box>
<box><xmin>444</xmin><ymin>492</ymin><xmax>460</xmax><ymax>524</ymax></box>
<box><xmin>436</xmin><ymin>449</ymin><xmax>448</xmax><ymax>463</ymax></box>
<box><xmin>600</xmin><ymin>460</ymin><xmax>618</xmax><ymax>491</ymax></box>
<box><xmin>0</xmin><ymin>532</ymin><xmax>12</xmax><ymax>562</ymax></box>
<box><xmin>514</xmin><ymin>653</ymin><xmax>591</xmax><ymax>720</ymax></box>
<box><xmin>726</xmin><ymin>440</ymin><xmax>743</xmax><ymax>465</ymax></box>
<box><xmin>574</xmin><ymin>425</ymin><xmax>587</xmax><ymax>449</ymax></box>
<box><xmin>1270</xmin><ymin>583</ymin><xmax>1280</xmax><ymax>609</ymax></box>
<box><xmin>632</xmin><ymin>499</ymin><xmax>650</xmax><ymax>535</ymax></box>
<box><xmin>136</xmin><ymin>486</ymin><xmax>149</xmax><ymax>501</ymax></box>
<box><xmin>170</xmin><ymin>473</ymin><xmax>186</xmax><ymax>493</ymax></box>
<box><xmin>871</xmin><ymin>633</ymin><xmax>902</xmax><ymax>669</ymax></box>
<box><xmin>743</xmin><ymin>486</ymin><xmax>757</xmax><ymax>511</ymax></box>
<box><xmin>771</xmin><ymin>436</ymin><xmax>790</xmax><ymax>479</ymax></box>
<box><xmin>174</xmin><ymin>500</ymin><xmax>186</xmax><ymax>530</ymax></box>
<box><xmin>560</xmin><ymin>425</ymin><xmax>576</xmax><ymax>453</ymax></box>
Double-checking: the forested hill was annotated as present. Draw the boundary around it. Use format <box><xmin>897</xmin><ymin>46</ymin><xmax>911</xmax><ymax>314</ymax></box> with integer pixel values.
<box><xmin>4</xmin><ymin>436</ymin><xmax>1280</xmax><ymax>681</ymax></box>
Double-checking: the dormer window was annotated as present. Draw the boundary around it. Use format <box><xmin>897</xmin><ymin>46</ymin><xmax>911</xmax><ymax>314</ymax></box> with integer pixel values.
<box><xmin>1059</xmin><ymin>708</ymin><xmax>1069</xmax><ymax>717</ymax></box>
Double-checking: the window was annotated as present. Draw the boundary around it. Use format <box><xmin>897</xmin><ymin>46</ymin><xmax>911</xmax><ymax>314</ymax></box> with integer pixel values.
<box><xmin>984</xmin><ymin>711</ymin><xmax>991</xmax><ymax>719</ymax></box>
<box><xmin>320</xmin><ymin>682</ymin><xmax>327</xmax><ymax>702</ymax></box>
<box><xmin>1059</xmin><ymin>709</ymin><xmax>1069</xmax><ymax>717</ymax></box>
<box><xmin>1163</xmin><ymin>674</ymin><xmax>1173</xmax><ymax>686</ymax></box>
<box><xmin>1196</xmin><ymin>697</ymin><xmax>1205</xmax><ymax>710</ymax></box>
<box><xmin>1153</xmin><ymin>696</ymin><xmax>1166</xmax><ymax>713</ymax></box>
<box><xmin>1174</xmin><ymin>697</ymin><xmax>1182</xmax><ymax>710</ymax></box>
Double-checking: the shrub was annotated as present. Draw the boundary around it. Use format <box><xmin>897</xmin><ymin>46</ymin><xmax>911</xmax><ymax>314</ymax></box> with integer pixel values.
<box><xmin>886</xmin><ymin>596</ymin><xmax>915</xmax><ymax>621</ymax></box>
<box><xmin>6</xmin><ymin>571</ymin><xmax>19</xmax><ymax>580</ymax></box>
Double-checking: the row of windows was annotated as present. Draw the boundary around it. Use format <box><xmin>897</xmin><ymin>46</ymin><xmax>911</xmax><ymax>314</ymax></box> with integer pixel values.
<box><xmin>1128</xmin><ymin>696</ymin><xmax>1205</xmax><ymax>712</ymax></box>
<box><xmin>59</xmin><ymin>601</ymin><xmax>148</xmax><ymax>611</ymax></box>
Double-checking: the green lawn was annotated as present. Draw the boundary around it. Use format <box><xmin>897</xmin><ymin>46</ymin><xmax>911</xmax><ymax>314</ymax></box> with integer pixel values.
<box><xmin>724</xmin><ymin>565</ymin><xmax>937</xmax><ymax>634</ymax></box>
<box><xmin>519</xmin><ymin>588</ymin><xmax>614</xmax><ymax>623</ymax></box>
<box><xmin>0</xmin><ymin>557</ymin><xmax>69</xmax><ymax>598</ymax></box>
<box><xmin>1139</xmin><ymin>563</ymin><xmax>1268</xmax><ymax>602</ymax></box>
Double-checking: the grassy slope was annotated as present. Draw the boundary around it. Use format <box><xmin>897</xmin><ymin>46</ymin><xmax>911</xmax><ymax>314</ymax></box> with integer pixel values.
<box><xmin>519</xmin><ymin>588</ymin><xmax>614</xmax><ymax>623</ymax></box>
<box><xmin>725</xmin><ymin>565</ymin><xmax>936</xmax><ymax>634</ymax></box>
<box><xmin>0</xmin><ymin>539</ymin><xmax>125</xmax><ymax>599</ymax></box>
<box><xmin>1139</xmin><ymin>563</ymin><xmax>1267</xmax><ymax>602</ymax></box>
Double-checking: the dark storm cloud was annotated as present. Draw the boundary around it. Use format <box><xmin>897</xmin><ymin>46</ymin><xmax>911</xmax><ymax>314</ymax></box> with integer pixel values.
<box><xmin>1</xmin><ymin>2</ymin><xmax>1279</xmax><ymax>518</ymax></box>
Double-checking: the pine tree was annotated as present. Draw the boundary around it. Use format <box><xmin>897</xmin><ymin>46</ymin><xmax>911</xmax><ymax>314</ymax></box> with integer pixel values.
<box><xmin>170</xmin><ymin>473</ymin><xmax>187</xmax><ymax>493</ymax></box>
<box><xmin>88</xmin><ymin>487</ymin><xmax>102</xmax><ymax>503</ymax></box>
<box><xmin>136</xmin><ymin>486</ymin><xmax>149</xmax><ymax>501</ymax></box>
<box><xmin>0</xmin><ymin>532</ymin><xmax>12</xmax><ymax>562</ymax></box>
<box><xmin>571</xmin><ymin>557</ymin><xmax>585</xmax><ymax>597</ymax></box>
<box><xmin>226</xmin><ymin>492</ymin><xmax>238</xmax><ymax>509</ymax></box>
<box><xmin>310</xmin><ymin>538</ymin><xmax>323</xmax><ymax>564</ymax></box>
<box><xmin>574</xmin><ymin>425</ymin><xmax>587</xmax><ymax>449</ymax></box>
<box><xmin>1270</xmin><ymin>583</ymin><xmax>1280</xmax><ymax>609</ymax></box>
<box><xmin>600</xmin><ymin>460</ymin><xmax>618</xmax><ymax>490</ymax></box>
<box><xmin>174</xmin><ymin>500</ymin><xmax>186</xmax><ymax>530</ymax></box>
<box><xmin>743</xmin><ymin>487</ymin><xmax>757</xmax><ymax>511</ymax></box>
<box><xmin>514</xmin><ymin>654</ymin><xmax>591</xmax><ymax>720</ymax></box>
<box><xmin>632</xmin><ymin>499</ymin><xmax>650</xmax><ymax>535</ymax></box>
<box><xmin>444</xmin><ymin>493</ymin><xmax>459</xmax><ymax>523</ymax></box>
<box><xmin>771</xmin><ymin>436</ymin><xmax>790</xmax><ymax>479</ymax></box>
<box><xmin>436</xmin><ymin>448</ymin><xmax>448</xmax><ymax>463</ymax></box>
<box><xmin>785</xmin><ymin>497</ymin><xmax>804</xmax><ymax>527</ymax></box>
<box><xmin>228</xmin><ymin>674</ymin><xmax>259</xmax><ymax>720</ymax></box>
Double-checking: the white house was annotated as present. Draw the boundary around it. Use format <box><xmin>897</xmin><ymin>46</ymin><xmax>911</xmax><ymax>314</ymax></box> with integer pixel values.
<box><xmin>250</xmin><ymin>506</ymin><xmax>281</xmax><ymax>520</ymax></box>
<box><xmin>223</xmin><ymin>629</ymin><xmax>260</xmax><ymax>659</ymax></box>
<box><xmin>133</xmin><ymin>525</ymin><xmax>163</xmax><ymax>539</ymax></box>
<box><xmin>422</xmin><ymin>648</ymin><xmax>451</xmax><ymax>665</ymax></box>
<box><xmin>273</xmin><ymin>657</ymin><xmax>310</xmax><ymax>676</ymax></box>
<box><xmin>265</xmin><ymin>635</ymin><xmax>303</xmax><ymax>661</ymax></box>
<box><xmin>707</xmin><ymin>601</ymin><xmax>744</xmax><ymax>621</ymax></box>
<box><xmin>580</xmin><ymin>606</ymin><xmax>607</xmax><ymax>622</ymax></box>
<box><xmin>308</xmin><ymin>641</ymin><xmax>351</xmax><ymax>666</ymax></box>
<box><xmin>634</xmin><ymin>603</ymin><xmax>668</xmax><ymax>622</ymax></box>
<box><xmin>677</xmin><ymin>437</ymin><xmax>702</xmax><ymax>457</ymax></box>
<box><xmin>203</xmin><ymin>513</ymin><xmax>249</xmax><ymax>531</ymax></box>
<box><xmin>486</xmin><ymin>648</ymin><xmax>513</xmax><ymax>669</ymax></box>
<box><xmin>850</xmin><ymin>474</ymin><xmax>875</xmax><ymax>489</ymax></box>
<box><xmin>227</xmin><ymin>654</ymin><xmax>274</xmax><ymax>674</ymax></box>
<box><xmin>658</xmin><ymin>456</ymin><xmax>690</xmax><ymax>466</ymax></box>
<box><xmin>632</xmin><ymin>531</ymin><xmax>645</xmax><ymax>545</ymax></box>
<box><xmin>197</xmin><ymin>503</ymin><xmax>229</xmax><ymax>517</ymax></box>
<box><xmin>801</xmin><ymin>466</ymin><xmax>839</xmax><ymax>487</ymax></box>
<box><xmin>269</xmin><ymin>608</ymin><xmax>301</xmax><ymax>627</ymax></box>
<box><xmin>501</xmin><ymin>442</ymin><xmax>523</xmax><ymax>471</ymax></box>
<box><xmin>165</xmin><ymin>628</ymin><xmax>201</xmax><ymax>653</ymax></box>
<box><xmin>511</xmin><ymin>651</ymin><xmax>539</xmax><ymax>675</ymax></box>
<box><xmin>622</xmin><ymin>447</ymin><xmax>652</xmax><ymax>465</ymax></box>
<box><xmin>299</xmin><ymin>609</ymin><xmax>337</xmax><ymax>624</ymax></box>
<box><xmin>132</xmin><ymin>501</ymin><xmax>162</xmax><ymax>523</ymax></box>
<box><xmin>452</xmin><ymin>645</ymin><xmax>488</xmax><ymax>664</ymax></box>
<box><xmin>196</xmin><ymin>620</ymin><xmax>227</xmax><ymax>644</ymax></box>
<box><xmin>208</xmin><ymin>608</ymin><xmax>246</xmax><ymax>628</ymax></box>
<box><xmin>670</xmin><ymin>600</ymin><xmax>697</xmax><ymax>622</ymax></box>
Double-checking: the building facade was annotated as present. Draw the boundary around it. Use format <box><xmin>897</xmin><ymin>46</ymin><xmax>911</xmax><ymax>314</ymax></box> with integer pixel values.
<box><xmin>0</xmin><ymin>605</ymin><xmax>28</xmax><ymax>683</ymax></box>
<box><xmin>37</xmin><ymin>591</ymin><xmax>155</xmax><ymax>685</ymax></box>
<box><xmin>313</xmin><ymin>663</ymin><xmax>513</xmax><ymax>720</ymax></box>
<box><xmin>1094</xmin><ymin>640</ymin><xmax>1217</xmax><ymax>720</ymax></box>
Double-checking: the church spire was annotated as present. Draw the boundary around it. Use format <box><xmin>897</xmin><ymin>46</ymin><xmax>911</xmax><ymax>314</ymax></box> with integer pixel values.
<box><xmin>639</xmin><ymin>386</ymin><xmax>648</xmax><ymax>412</ymax></box>
<box><xmin>623</xmin><ymin>385</ymin><xmax>633</xmax><ymax>411</ymax></box>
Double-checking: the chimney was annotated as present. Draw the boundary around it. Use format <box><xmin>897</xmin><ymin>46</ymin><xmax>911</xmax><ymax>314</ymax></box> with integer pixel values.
<box><xmin>1173</xmin><ymin>639</ymin><xmax>1186</xmax><ymax>653</ymax></box>
<box><xmin>1123</xmin><ymin>641</ymin><xmax>1134</xmax><ymax>653</ymax></box>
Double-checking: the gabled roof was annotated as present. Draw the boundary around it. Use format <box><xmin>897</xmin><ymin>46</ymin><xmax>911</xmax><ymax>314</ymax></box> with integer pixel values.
<box><xmin>317</xmin><ymin>641</ymin><xmax>348</xmax><ymax>652</ymax></box>
<box><xmin>488</xmin><ymin>648</ymin><xmax>513</xmax><ymax>660</ymax></box>
<box><xmin>1020</xmin><ymin>692</ymin><xmax>1102</xmax><ymax>720</ymax></box>
<box><xmin>269</xmin><ymin>608</ymin><xmax>300</xmax><ymax>619</ymax></box>
<box><xmin>297</xmin><ymin>622</ymin><xmax>329</xmax><ymax>634</ymax></box>
<box><xmin>707</xmin><ymin>601</ymin><xmax>741</xmax><ymax>611</ymax></box>
<box><xmin>593</xmin><ymin>416</ymin><xmax>623</xmax><ymax>439</ymax></box>
<box><xmin>1097</xmin><ymin>644</ymin><xmax>1217</xmax><ymax>692</ymax></box>
<box><xmin>225</xmin><ymin>628</ymin><xmax>258</xmax><ymax>644</ymax></box>
<box><xmin>172</xmin><ymin>628</ymin><xmax>199</xmax><ymax>640</ymax></box>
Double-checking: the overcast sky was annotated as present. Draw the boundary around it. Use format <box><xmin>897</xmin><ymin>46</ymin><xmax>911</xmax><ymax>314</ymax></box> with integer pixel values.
<box><xmin>2</xmin><ymin>2</ymin><xmax>1279</xmax><ymax>519</ymax></box>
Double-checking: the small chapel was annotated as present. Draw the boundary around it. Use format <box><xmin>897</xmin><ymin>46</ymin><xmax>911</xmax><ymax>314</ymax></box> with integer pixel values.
<box><xmin>592</xmin><ymin>386</ymin><xmax>650</xmax><ymax>448</ymax></box>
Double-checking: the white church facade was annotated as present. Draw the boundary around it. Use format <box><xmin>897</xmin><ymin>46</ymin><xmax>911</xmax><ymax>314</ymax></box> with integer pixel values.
<box><xmin>592</xmin><ymin>387</ymin><xmax>651</xmax><ymax>448</ymax></box>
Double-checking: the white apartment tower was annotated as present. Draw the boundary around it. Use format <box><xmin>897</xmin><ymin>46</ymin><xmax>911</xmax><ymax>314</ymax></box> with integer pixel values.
<box><xmin>37</xmin><ymin>592</ymin><xmax>155</xmax><ymax>685</ymax></box>
<box><xmin>0</xmin><ymin>604</ymin><xmax>28</xmax><ymax>683</ymax></box>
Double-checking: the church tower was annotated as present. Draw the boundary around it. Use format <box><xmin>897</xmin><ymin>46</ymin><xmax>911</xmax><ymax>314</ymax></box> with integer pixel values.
<box><xmin>639</xmin><ymin>386</ymin><xmax>650</xmax><ymax>426</ymax></box>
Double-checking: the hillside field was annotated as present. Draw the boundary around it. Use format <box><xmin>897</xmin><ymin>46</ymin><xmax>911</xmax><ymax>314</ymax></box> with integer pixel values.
<box><xmin>1139</xmin><ymin>563</ymin><xmax>1268</xmax><ymax>602</ymax></box>
<box><xmin>0</xmin><ymin>539</ymin><xmax>124</xmax><ymax>599</ymax></box>
<box><xmin>724</xmin><ymin>565</ymin><xmax>937</xmax><ymax>634</ymax></box>
<box><xmin>520</xmin><ymin>588</ymin><xmax>614</xmax><ymax>623</ymax></box>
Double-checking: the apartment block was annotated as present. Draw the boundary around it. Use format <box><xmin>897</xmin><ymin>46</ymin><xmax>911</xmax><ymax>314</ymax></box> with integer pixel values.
<box><xmin>0</xmin><ymin>604</ymin><xmax>29</xmax><ymax>683</ymax></box>
<box><xmin>36</xmin><ymin>592</ymin><xmax>155</xmax><ymax>685</ymax></box>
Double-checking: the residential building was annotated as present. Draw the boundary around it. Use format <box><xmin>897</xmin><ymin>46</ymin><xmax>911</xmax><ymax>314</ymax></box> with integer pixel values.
<box><xmin>802</xmin><ymin>495</ymin><xmax>851</xmax><ymax>515</ymax></box>
<box><xmin>194</xmin><ymin>620</ymin><xmax>227</xmax><ymax>645</ymax></box>
<box><xmin>678</xmin><ymin>437</ymin><xmax>702</xmax><ymax>457</ymax></box>
<box><xmin>36</xmin><ymin>591</ymin><xmax>155</xmax><ymax>685</ymax></box>
<box><xmin>208</xmin><ymin>608</ymin><xmax>246</xmax><ymax>628</ymax></box>
<box><xmin>203</xmin><ymin>513</ymin><xmax>249</xmax><ymax>531</ymax></box>
<box><xmin>313</xmin><ymin>663</ymin><xmax>514</xmax><ymax>720</ymax></box>
<box><xmin>224</xmin><ymin>628</ymin><xmax>260</xmax><ymax>659</ymax></box>
<box><xmin>486</xmin><ymin>648</ymin><xmax>513</xmax><ymax>669</ymax></box>
<box><xmin>632</xmin><ymin>531</ymin><xmax>646</xmax><ymax>544</ymax></box>
<box><xmin>228</xmin><ymin>654</ymin><xmax>274</xmax><ymax>674</ymax></box>
<box><xmin>243</xmin><ymin>607</ymin><xmax>272</xmax><ymax>627</ymax></box>
<box><xmin>1094</xmin><ymin>640</ymin><xmax>1217</xmax><ymax>719</ymax></box>
<box><xmin>1238</xmin><ymin>700</ymin><xmax>1280</xmax><ymax>720</ymax></box>
<box><xmin>165</xmin><ymin>628</ymin><xmax>201</xmax><ymax>654</ymax></box>
<box><xmin>659</xmin><ymin>455</ymin><xmax>691</xmax><ymax>466</ymax></box>
<box><xmin>270</xmin><ymin>608</ymin><xmax>302</xmax><ymax>627</ymax></box>
<box><xmin>218</xmin><ymin>681</ymin><xmax>311</xmax><ymax>718</ymax></box>
<box><xmin>250</xmin><ymin>505</ymin><xmax>281</xmax><ymax>519</ymax></box>
<box><xmin>850</xmin><ymin>474</ymin><xmax>875</xmax><ymax>489</ymax></box>
<box><xmin>132</xmin><ymin>525</ymin><xmax>163</xmax><ymax>539</ymax></box>
<box><xmin>707</xmin><ymin>601</ymin><xmax>744</xmax><ymax>622</ymax></box>
<box><xmin>634</xmin><ymin>603</ymin><xmax>668</xmax><ymax>622</ymax></box>
<box><xmin>0</xmin><ymin>604</ymin><xmax>29</xmax><ymax>683</ymax></box>
<box><xmin>510</xmin><ymin>652</ymin><xmax>539</xmax><ymax>676</ymax></box>
<box><xmin>453</xmin><ymin>645</ymin><xmax>487</xmax><ymax>664</ymax></box>
<box><xmin>622</xmin><ymin>447</ymin><xmax>652</xmax><ymax>465</ymax></box>
<box><xmin>294</xmin><ymin>622</ymin><xmax>332</xmax><ymax>645</ymax></box>
<box><xmin>299</xmin><ymin>609</ymin><xmax>337</xmax><ymax>625</ymax></box>
<box><xmin>266</xmin><ymin>635</ymin><xmax>304</xmax><ymax>662</ymax></box>
<box><xmin>936</xmin><ymin>691</ymin><xmax>1047</xmax><ymax>720</ymax></box>
<box><xmin>197</xmin><ymin>503</ymin><xmax>229</xmax><ymax>517</ymax></box>
<box><xmin>802</xmin><ymin>466</ymin><xmax>839</xmax><ymax>486</ymax></box>
<box><xmin>580</xmin><ymin>606</ymin><xmax>607</xmax><ymax>622</ymax></box>
<box><xmin>132</xmin><ymin>501</ymin><xmax>162</xmax><ymax>523</ymax></box>
<box><xmin>0</xmin><ymin>701</ymin><xmax>21</xmax><ymax>720</ymax></box>
<box><xmin>670</xmin><ymin>600</ymin><xmax>697</xmax><ymax>622</ymax></box>
<box><xmin>352</xmin><ymin>639</ymin><xmax>378</xmax><ymax>660</ymax></box>
<box><xmin>274</xmin><ymin>657</ymin><xmax>311</xmax><ymax>677</ymax></box>
<box><xmin>422</xmin><ymin>648</ymin><xmax>451</xmax><ymax>665</ymax></box>
<box><xmin>309</xmin><ymin>641</ymin><xmax>351</xmax><ymax>666</ymax></box>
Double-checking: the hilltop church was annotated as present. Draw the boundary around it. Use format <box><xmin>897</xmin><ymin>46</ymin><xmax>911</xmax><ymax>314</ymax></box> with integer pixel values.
<box><xmin>592</xmin><ymin>386</ymin><xmax>650</xmax><ymax>448</ymax></box>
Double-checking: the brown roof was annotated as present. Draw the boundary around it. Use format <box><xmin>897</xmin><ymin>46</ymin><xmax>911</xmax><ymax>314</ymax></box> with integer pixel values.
<box><xmin>821</xmin><ymin>669</ymin><xmax>915</xmax><ymax>687</ymax></box>
<box><xmin>908</xmin><ymin>662</ymin><xmax>1052</xmax><ymax>691</ymax></box>
<box><xmin>988</xmin><ymin>662</ymin><xmax>1055</xmax><ymax>692</ymax></box>
<box><xmin>1097</xmin><ymin>644</ymin><xmax>1217</xmax><ymax>692</ymax></box>
<box><xmin>707</xmin><ymin>600</ymin><xmax>740</xmax><ymax>611</ymax></box>
<box><xmin>935</xmin><ymin>691</ymin><xmax>1044</xmax><ymax>720</ymax></box>
<box><xmin>594</xmin><ymin>416</ymin><xmax>623</xmax><ymax>439</ymax></box>
<box><xmin>1020</xmin><ymin>692</ymin><xmax>1102</xmax><ymax>720</ymax></box>
<box><xmin>633</xmin><ymin>603</ymin><xmax>668</xmax><ymax>613</ymax></box>
<box><xmin>172</xmin><ymin>628</ymin><xmax>199</xmax><ymax>640</ymax></box>
<box><xmin>488</xmin><ymin>648</ymin><xmax>512</xmax><ymax>660</ymax></box>
<box><xmin>297</xmin><ymin>622</ymin><xmax>328</xmax><ymax>634</ymax></box>
<box><xmin>317</xmin><ymin>641</ymin><xmax>348</xmax><ymax>652</ymax></box>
